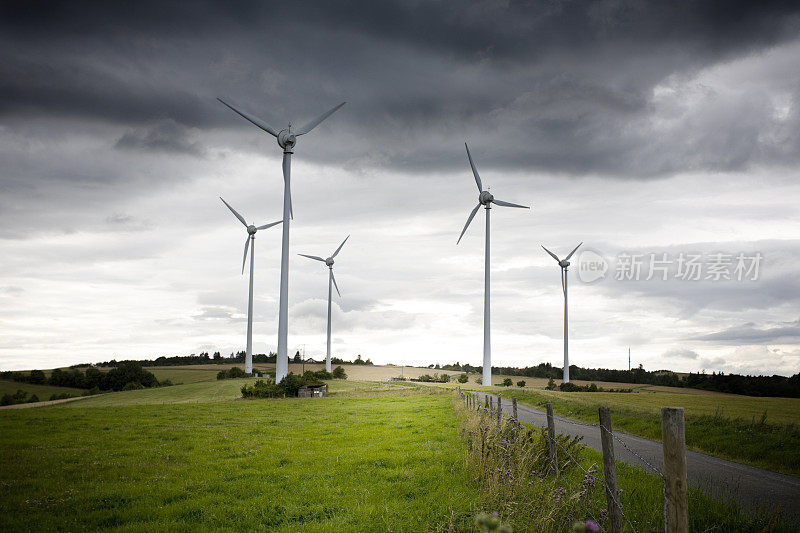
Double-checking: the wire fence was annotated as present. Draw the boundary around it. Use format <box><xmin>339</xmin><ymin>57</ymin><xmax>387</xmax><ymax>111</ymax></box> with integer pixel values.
<box><xmin>455</xmin><ymin>387</ymin><xmax>688</xmax><ymax>533</ymax></box>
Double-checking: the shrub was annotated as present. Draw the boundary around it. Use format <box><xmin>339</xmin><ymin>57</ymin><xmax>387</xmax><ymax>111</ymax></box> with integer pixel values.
<box><xmin>122</xmin><ymin>382</ymin><xmax>145</xmax><ymax>391</ymax></box>
<box><xmin>516</xmin><ymin>380</ymin><xmax>526</xmax><ymax>387</ymax></box>
<box><xmin>27</xmin><ymin>394</ymin><xmax>39</xmax><ymax>403</ymax></box>
<box><xmin>241</xmin><ymin>379</ymin><xmax>283</xmax><ymax>398</ymax></box>
<box><xmin>458</xmin><ymin>373</ymin><xmax>469</xmax><ymax>383</ymax></box>
<box><xmin>332</xmin><ymin>366</ymin><xmax>347</xmax><ymax>379</ymax></box>
<box><xmin>475</xmin><ymin>377</ymin><xmax>482</xmax><ymax>384</ymax></box>
<box><xmin>217</xmin><ymin>367</ymin><xmax>248</xmax><ymax>380</ymax></box>
<box><xmin>546</xmin><ymin>377</ymin><xmax>557</xmax><ymax>390</ymax></box>
<box><xmin>502</xmin><ymin>378</ymin><xmax>513</xmax><ymax>387</ymax></box>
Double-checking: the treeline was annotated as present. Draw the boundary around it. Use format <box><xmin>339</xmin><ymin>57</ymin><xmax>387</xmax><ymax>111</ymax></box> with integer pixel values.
<box><xmin>75</xmin><ymin>351</ymin><xmax>374</xmax><ymax>369</ymax></box>
<box><xmin>481</xmin><ymin>362</ymin><xmax>799</xmax><ymax>398</ymax></box>
<box><xmin>1</xmin><ymin>362</ymin><xmax>163</xmax><ymax>392</ymax></box>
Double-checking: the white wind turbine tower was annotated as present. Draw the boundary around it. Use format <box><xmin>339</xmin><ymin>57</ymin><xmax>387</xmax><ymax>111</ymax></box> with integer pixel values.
<box><xmin>457</xmin><ymin>143</ymin><xmax>529</xmax><ymax>387</ymax></box>
<box><xmin>220</xmin><ymin>197</ymin><xmax>282</xmax><ymax>375</ymax></box>
<box><xmin>299</xmin><ymin>235</ymin><xmax>350</xmax><ymax>373</ymax></box>
<box><xmin>541</xmin><ymin>242</ymin><xmax>582</xmax><ymax>383</ymax></box>
<box><xmin>218</xmin><ymin>98</ymin><xmax>345</xmax><ymax>382</ymax></box>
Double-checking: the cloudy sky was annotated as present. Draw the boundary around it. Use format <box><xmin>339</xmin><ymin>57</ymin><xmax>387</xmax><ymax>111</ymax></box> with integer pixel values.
<box><xmin>1</xmin><ymin>0</ymin><xmax>799</xmax><ymax>375</ymax></box>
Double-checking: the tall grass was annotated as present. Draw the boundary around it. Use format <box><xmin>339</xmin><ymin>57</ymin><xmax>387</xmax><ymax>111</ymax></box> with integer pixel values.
<box><xmin>454</xmin><ymin>396</ymin><xmax>794</xmax><ymax>532</ymax></box>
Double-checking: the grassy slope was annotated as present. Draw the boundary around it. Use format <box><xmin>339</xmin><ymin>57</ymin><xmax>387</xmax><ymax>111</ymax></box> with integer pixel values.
<box><xmin>0</xmin><ymin>380</ymin><xmax>85</xmax><ymax>399</ymax></box>
<box><xmin>490</xmin><ymin>387</ymin><xmax>800</xmax><ymax>476</ymax></box>
<box><xmin>0</xmin><ymin>389</ymin><xmax>479</xmax><ymax>532</ymax></box>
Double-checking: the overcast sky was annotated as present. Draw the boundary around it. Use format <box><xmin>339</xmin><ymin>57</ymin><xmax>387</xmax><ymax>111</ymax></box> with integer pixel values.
<box><xmin>1</xmin><ymin>0</ymin><xmax>799</xmax><ymax>375</ymax></box>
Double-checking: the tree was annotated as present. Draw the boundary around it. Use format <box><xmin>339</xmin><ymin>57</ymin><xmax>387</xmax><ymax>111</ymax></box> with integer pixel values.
<box><xmin>475</xmin><ymin>377</ymin><xmax>482</xmax><ymax>384</ymax></box>
<box><xmin>546</xmin><ymin>377</ymin><xmax>556</xmax><ymax>390</ymax></box>
<box><xmin>458</xmin><ymin>373</ymin><xmax>469</xmax><ymax>383</ymax></box>
<box><xmin>293</xmin><ymin>351</ymin><xmax>301</xmax><ymax>363</ymax></box>
<box><xmin>516</xmin><ymin>380</ymin><xmax>526</xmax><ymax>387</ymax></box>
<box><xmin>332</xmin><ymin>366</ymin><xmax>347</xmax><ymax>379</ymax></box>
<box><xmin>502</xmin><ymin>378</ymin><xmax>513</xmax><ymax>387</ymax></box>
<box><xmin>29</xmin><ymin>369</ymin><xmax>46</xmax><ymax>384</ymax></box>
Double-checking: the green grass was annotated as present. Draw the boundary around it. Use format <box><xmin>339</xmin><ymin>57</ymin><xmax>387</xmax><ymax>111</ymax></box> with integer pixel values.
<box><xmin>143</xmin><ymin>366</ymin><xmax>224</xmax><ymax>384</ymax></box>
<box><xmin>492</xmin><ymin>388</ymin><xmax>800</xmax><ymax>476</ymax></box>
<box><xmin>0</xmin><ymin>380</ymin><xmax>85</xmax><ymax>400</ymax></box>
<box><xmin>0</xmin><ymin>388</ymin><xmax>479</xmax><ymax>532</ymax></box>
<box><xmin>454</xmin><ymin>398</ymin><xmax>794</xmax><ymax>532</ymax></box>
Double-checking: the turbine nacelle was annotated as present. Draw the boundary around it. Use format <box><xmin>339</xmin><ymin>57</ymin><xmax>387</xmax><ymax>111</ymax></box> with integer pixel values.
<box><xmin>559</xmin><ymin>260</ymin><xmax>570</xmax><ymax>268</ymax></box>
<box><xmin>479</xmin><ymin>191</ymin><xmax>494</xmax><ymax>205</ymax></box>
<box><xmin>277</xmin><ymin>127</ymin><xmax>296</xmax><ymax>150</ymax></box>
<box><xmin>325</xmin><ymin>257</ymin><xmax>334</xmax><ymax>267</ymax></box>
<box><xmin>247</xmin><ymin>224</ymin><xmax>257</xmax><ymax>235</ymax></box>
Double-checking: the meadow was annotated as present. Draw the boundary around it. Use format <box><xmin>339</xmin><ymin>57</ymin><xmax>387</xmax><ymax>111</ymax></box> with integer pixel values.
<box><xmin>0</xmin><ymin>386</ymin><xmax>479</xmax><ymax>532</ymax></box>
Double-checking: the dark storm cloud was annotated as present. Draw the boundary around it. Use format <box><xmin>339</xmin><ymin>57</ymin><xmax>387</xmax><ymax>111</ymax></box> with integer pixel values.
<box><xmin>2</xmin><ymin>0</ymin><xmax>799</xmax><ymax>176</ymax></box>
<box><xmin>697</xmin><ymin>317</ymin><xmax>800</xmax><ymax>344</ymax></box>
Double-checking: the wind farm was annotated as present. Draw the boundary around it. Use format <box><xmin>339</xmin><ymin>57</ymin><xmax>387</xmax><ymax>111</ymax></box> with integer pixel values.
<box><xmin>2</xmin><ymin>3</ymin><xmax>799</xmax><ymax>532</ymax></box>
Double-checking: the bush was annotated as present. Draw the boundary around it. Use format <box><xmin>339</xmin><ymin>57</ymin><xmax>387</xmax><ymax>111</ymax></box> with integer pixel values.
<box><xmin>332</xmin><ymin>366</ymin><xmax>347</xmax><ymax>379</ymax></box>
<box><xmin>241</xmin><ymin>379</ymin><xmax>283</xmax><ymax>398</ymax></box>
<box><xmin>458</xmin><ymin>373</ymin><xmax>469</xmax><ymax>383</ymax></box>
<box><xmin>546</xmin><ymin>377</ymin><xmax>557</xmax><ymax>390</ymax></box>
<box><xmin>122</xmin><ymin>382</ymin><xmax>145</xmax><ymax>391</ymax></box>
<box><xmin>516</xmin><ymin>380</ymin><xmax>526</xmax><ymax>387</ymax></box>
<box><xmin>217</xmin><ymin>367</ymin><xmax>248</xmax><ymax>380</ymax></box>
<box><xmin>27</xmin><ymin>394</ymin><xmax>39</xmax><ymax>403</ymax></box>
<box><xmin>502</xmin><ymin>378</ymin><xmax>513</xmax><ymax>387</ymax></box>
<box><xmin>241</xmin><ymin>372</ymin><xmax>325</xmax><ymax>399</ymax></box>
<box><xmin>475</xmin><ymin>377</ymin><xmax>482</xmax><ymax>384</ymax></box>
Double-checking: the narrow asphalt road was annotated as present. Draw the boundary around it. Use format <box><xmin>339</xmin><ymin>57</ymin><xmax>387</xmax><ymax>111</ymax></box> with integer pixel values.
<box><xmin>476</xmin><ymin>392</ymin><xmax>800</xmax><ymax>526</ymax></box>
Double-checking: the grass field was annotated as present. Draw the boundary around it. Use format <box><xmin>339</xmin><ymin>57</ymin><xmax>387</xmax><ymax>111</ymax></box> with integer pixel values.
<box><xmin>0</xmin><ymin>380</ymin><xmax>85</xmax><ymax>400</ymax></box>
<box><xmin>1</xmin><ymin>386</ymin><xmax>479</xmax><ymax>531</ymax></box>
<box><xmin>488</xmin><ymin>387</ymin><xmax>800</xmax><ymax>476</ymax></box>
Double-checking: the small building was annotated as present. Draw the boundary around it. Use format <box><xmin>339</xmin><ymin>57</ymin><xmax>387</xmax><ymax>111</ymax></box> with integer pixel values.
<box><xmin>297</xmin><ymin>384</ymin><xmax>327</xmax><ymax>398</ymax></box>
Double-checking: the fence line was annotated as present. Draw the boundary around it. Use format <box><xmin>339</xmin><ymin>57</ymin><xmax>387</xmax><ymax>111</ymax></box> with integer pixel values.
<box><xmin>455</xmin><ymin>390</ymin><xmax>688</xmax><ymax>532</ymax></box>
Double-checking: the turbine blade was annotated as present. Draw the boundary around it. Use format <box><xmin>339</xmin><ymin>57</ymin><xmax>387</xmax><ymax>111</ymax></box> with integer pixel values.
<box><xmin>256</xmin><ymin>220</ymin><xmax>283</xmax><ymax>230</ymax></box>
<box><xmin>492</xmin><ymin>198</ymin><xmax>529</xmax><ymax>209</ymax></box>
<box><xmin>331</xmin><ymin>235</ymin><xmax>350</xmax><ymax>258</ymax></box>
<box><xmin>217</xmin><ymin>98</ymin><xmax>279</xmax><ymax>137</ymax></box>
<box><xmin>541</xmin><ymin>245</ymin><xmax>561</xmax><ymax>263</ymax></box>
<box><xmin>298</xmin><ymin>254</ymin><xmax>326</xmax><ymax>262</ymax></box>
<box><xmin>464</xmin><ymin>143</ymin><xmax>483</xmax><ymax>192</ymax></box>
<box><xmin>220</xmin><ymin>197</ymin><xmax>247</xmax><ymax>227</ymax></box>
<box><xmin>295</xmin><ymin>102</ymin><xmax>346</xmax><ymax>135</ymax></box>
<box><xmin>331</xmin><ymin>269</ymin><xmax>341</xmax><ymax>297</ymax></box>
<box><xmin>242</xmin><ymin>236</ymin><xmax>251</xmax><ymax>275</ymax></box>
<box><xmin>565</xmin><ymin>242</ymin><xmax>583</xmax><ymax>261</ymax></box>
<box><xmin>561</xmin><ymin>268</ymin><xmax>566</xmax><ymax>296</ymax></box>
<box><xmin>457</xmin><ymin>203</ymin><xmax>481</xmax><ymax>245</ymax></box>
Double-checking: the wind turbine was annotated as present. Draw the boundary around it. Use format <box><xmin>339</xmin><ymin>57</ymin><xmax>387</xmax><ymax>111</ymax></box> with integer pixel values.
<box><xmin>218</xmin><ymin>98</ymin><xmax>345</xmax><ymax>382</ymax></box>
<box><xmin>220</xmin><ymin>197</ymin><xmax>282</xmax><ymax>375</ymax></box>
<box><xmin>298</xmin><ymin>235</ymin><xmax>349</xmax><ymax>373</ymax></box>
<box><xmin>541</xmin><ymin>242</ymin><xmax>582</xmax><ymax>383</ymax></box>
<box><xmin>457</xmin><ymin>143</ymin><xmax>529</xmax><ymax>387</ymax></box>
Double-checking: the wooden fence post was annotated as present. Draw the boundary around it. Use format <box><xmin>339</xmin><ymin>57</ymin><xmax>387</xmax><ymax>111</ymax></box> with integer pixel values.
<box><xmin>662</xmin><ymin>407</ymin><xmax>688</xmax><ymax>533</ymax></box>
<box><xmin>487</xmin><ymin>395</ymin><xmax>492</xmax><ymax>415</ymax></box>
<box><xmin>496</xmin><ymin>397</ymin><xmax>502</xmax><ymax>428</ymax></box>
<box><xmin>599</xmin><ymin>407</ymin><xmax>622</xmax><ymax>533</ymax></box>
<box><xmin>546</xmin><ymin>402</ymin><xmax>558</xmax><ymax>473</ymax></box>
<box><xmin>512</xmin><ymin>397</ymin><xmax>518</xmax><ymax>420</ymax></box>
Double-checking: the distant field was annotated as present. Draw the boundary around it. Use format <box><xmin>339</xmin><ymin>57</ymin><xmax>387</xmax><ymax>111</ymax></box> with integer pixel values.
<box><xmin>0</xmin><ymin>388</ymin><xmax>479</xmax><ymax>531</ymax></box>
<box><xmin>143</xmin><ymin>363</ymin><xmax>461</xmax><ymax>384</ymax></box>
<box><xmin>0</xmin><ymin>380</ymin><xmax>85</xmax><ymax>400</ymax></box>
